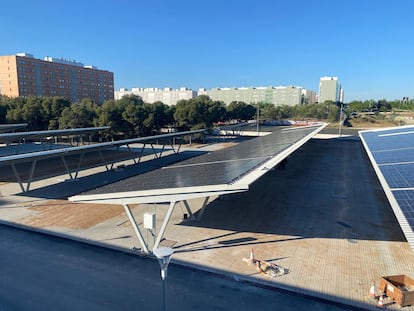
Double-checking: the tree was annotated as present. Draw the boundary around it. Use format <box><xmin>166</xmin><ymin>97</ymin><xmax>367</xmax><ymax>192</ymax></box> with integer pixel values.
<box><xmin>174</xmin><ymin>95</ymin><xmax>225</xmax><ymax>129</ymax></box>
<box><xmin>22</xmin><ymin>97</ymin><xmax>45</xmax><ymax>130</ymax></box>
<box><xmin>96</xmin><ymin>95</ymin><xmax>146</xmax><ymax>137</ymax></box>
<box><xmin>377</xmin><ymin>99</ymin><xmax>391</xmax><ymax>112</ymax></box>
<box><xmin>226</xmin><ymin>101</ymin><xmax>256</xmax><ymax>121</ymax></box>
<box><xmin>348</xmin><ymin>100</ymin><xmax>370</xmax><ymax>112</ymax></box>
<box><xmin>142</xmin><ymin>101</ymin><xmax>171</xmax><ymax>134</ymax></box>
<box><xmin>0</xmin><ymin>96</ymin><xmax>11</xmax><ymax>124</ymax></box>
<box><xmin>121</xmin><ymin>102</ymin><xmax>148</xmax><ymax>136</ymax></box>
<box><xmin>41</xmin><ymin>97</ymin><xmax>71</xmax><ymax>129</ymax></box>
<box><xmin>205</xmin><ymin>100</ymin><xmax>226</xmax><ymax>126</ymax></box>
<box><xmin>266</xmin><ymin>105</ymin><xmax>293</xmax><ymax>120</ymax></box>
<box><xmin>58</xmin><ymin>99</ymin><xmax>98</xmax><ymax>129</ymax></box>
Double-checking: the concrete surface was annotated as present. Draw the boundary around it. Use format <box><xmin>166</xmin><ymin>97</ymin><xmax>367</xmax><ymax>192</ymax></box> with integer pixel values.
<box><xmin>1</xmin><ymin>224</ymin><xmax>355</xmax><ymax>311</ymax></box>
<box><xmin>1</xmin><ymin>135</ymin><xmax>414</xmax><ymax>310</ymax></box>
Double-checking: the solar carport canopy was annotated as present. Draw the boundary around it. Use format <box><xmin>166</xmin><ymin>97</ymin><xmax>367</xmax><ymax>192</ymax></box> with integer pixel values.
<box><xmin>71</xmin><ymin>123</ymin><xmax>327</xmax><ymax>202</ymax></box>
<box><xmin>360</xmin><ymin>125</ymin><xmax>414</xmax><ymax>251</ymax></box>
<box><xmin>70</xmin><ymin>123</ymin><xmax>326</xmax><ymax>253</ymax></box>
<box><xmin>0</xmin><ymin>129</ymin><xmax>206</xmax><ymax>192</ymax></box>
<box><xmin>0</xmin><ymin>126</ymin><xmax>110</xmax><ymax>144</ymax></box>
<box><xmin>0</xmin><ymin>123</ymin><xmax>28</xmax><ymax>133</ymax></box>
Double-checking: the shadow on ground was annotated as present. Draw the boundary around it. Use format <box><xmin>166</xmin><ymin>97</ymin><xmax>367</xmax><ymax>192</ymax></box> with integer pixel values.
<box><xmin>178</xmin><ymin>138</ymin><xmax>406</xmax><ymax>243</ymax></box>
<box><xmin>17</xmin><ymin>150</ymin><xmax>206</xmax><ymax>199</ymax></box>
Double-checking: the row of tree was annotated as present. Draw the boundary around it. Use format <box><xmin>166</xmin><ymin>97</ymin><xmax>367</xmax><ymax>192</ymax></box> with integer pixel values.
<box><xmin>347</xmin><ymin>99</ymin><xmax>414</xmax><ymax>112</ymax></box>
<box><xmin>1</xmin><ymin>95</ymin><xmax>412</xmax><ymax>138</ymax></box>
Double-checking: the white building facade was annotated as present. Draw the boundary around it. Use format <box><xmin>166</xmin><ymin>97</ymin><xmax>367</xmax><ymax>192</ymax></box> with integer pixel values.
<box><xmin>115</xmin><ymin>87</ymin><xmax>197</xmax><ymax>105</ymax></box>
<box><xmin>318</xmin><ymin>76</ymin><xmax>342</xmax><ymax>104</ymax></box>
<box><xmin>204</xmin><ymin>85</ymin><xmax>315</xmax><ymax>106</ymax></box>
<box><xmin>301</xmin><ymin>89</ymin><xmax>317</xmax><ymax>105</ymax></box>
<box><xmin>115</xmin><ymin>85</ymin><xmax>318</xmax><ymax>106</ymax></box>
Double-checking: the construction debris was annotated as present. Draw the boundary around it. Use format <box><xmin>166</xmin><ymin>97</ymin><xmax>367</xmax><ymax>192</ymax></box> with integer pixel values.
<box><xmin>379</xmin><ymin>275</ymin><xmax>414</xmax><ymax>307</ymax></box>
<box><xmin>242</xmin><ymin>248</ymin><xmax>287</xmax><ymax>278</ymax></box>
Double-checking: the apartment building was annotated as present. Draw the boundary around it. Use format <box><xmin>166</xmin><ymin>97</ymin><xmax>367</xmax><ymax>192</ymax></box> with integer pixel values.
<box><xmin>0</xmin><ymin>53</ymin><xmax>114</xmax><ymax>104</ymax></box>
<box><xmin>318</xmin><ymin>76</ymin><xmax>342</xmax><ymax>104</ymax></box>
<box><xmin>204</xmin><ymin>85</ymin><xmax>313</xmax><ymax>106</ymax></box>
<box><xmin>115</xmin><ymin>85</ymin><xmax>318</xmax><ymax>107</ymax></box>
<box><xmin>301</xmin><ymin>88</ymin><xmax>317</xmax><ymax>105</ymax></box>
<box><xmin>115</xmin><ymin>87</ymin><xmax>197</xmax><ymax>105</ymax></box>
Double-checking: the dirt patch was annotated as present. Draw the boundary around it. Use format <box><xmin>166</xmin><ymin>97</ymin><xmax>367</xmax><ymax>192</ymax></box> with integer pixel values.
<box><xmin>215</xmin><ymin>142</ymin><xmax>238</xmax><ymax>148</ymax></box>
<box><xmin>20</xmin><ymin>200</ymin><xmax>124</xmax><ymax>229</ymax></box>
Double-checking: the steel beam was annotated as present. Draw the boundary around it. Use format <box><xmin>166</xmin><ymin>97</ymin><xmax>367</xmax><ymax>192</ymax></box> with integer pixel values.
<box><xmin>123</xmin><ymin>204</ymin><xmax>149</xmax><ymax>253</ymax></box>
<box><xmin>153</xmin><ymin>200</ymin><xmax>176</xmax><ymax>251</ymax></box>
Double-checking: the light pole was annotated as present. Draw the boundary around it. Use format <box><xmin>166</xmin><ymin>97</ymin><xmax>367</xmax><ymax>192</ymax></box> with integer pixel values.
<box><xmin>153</xmin><ymin>246</ymin><xmax>174</xmax><ymax>311</ymax></box>
<box><xmin>338</xmin><ymin>103</ymin><xmax>343</xmax><ymax>137</ymax></box>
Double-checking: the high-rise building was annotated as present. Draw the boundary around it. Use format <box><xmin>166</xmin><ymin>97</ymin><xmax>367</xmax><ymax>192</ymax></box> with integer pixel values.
<box><xmin>205</xmin><ymin>85</ymin><xmax>312</xmax><ymax>106</ymax></box>
<box><xmin>115</xmin><ymin>87</ymin><xmax>197</xmax><ymax>106</ymax></box>
<box><xmin>0</xmin><ymin>53</ymin><xmax>114</xmax><ymax>104</ymax></box>
<box><xmin>301</xmin><ymin>88</ymin><xmax>317</xmax><ymax>105</ymax></box>
<box><xmin>318</xmin><ymin>76</ymin><xmax>342</xmax><ymax>104</ymax></box>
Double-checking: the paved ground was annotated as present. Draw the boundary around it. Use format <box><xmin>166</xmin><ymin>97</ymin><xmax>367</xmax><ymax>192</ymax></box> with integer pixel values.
<box><xmin>1</xmin><ymin>133</ymin><xmax>414</xmax><ymax>310</ymax></box>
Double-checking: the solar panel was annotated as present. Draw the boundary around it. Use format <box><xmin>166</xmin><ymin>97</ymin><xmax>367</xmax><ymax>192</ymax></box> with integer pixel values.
<box><xmin>362</xmin><ymin>129</ymin><xmax>414</xmax><ymax>151</ymax></box>
<box><xmin>0</xmin><ymin>129</ymin><xmax>207</xmax><ymax>192</ymax></box>
<box><xmin>0</xmin><ymin>126</ymin><xmax>110</xmax><ymax>144</ymax></box>
<box><xmin>360</xmin><ymin>125</ymin><xmax>414</xmax><ymax>251</ymax></box>
<box><xmin>84</xmin><ymin>124</ymin><xmax>324</xmax><ymax>195</ymax></box>
<box><xmin>69</xmin><ymin>123</ymin><xmax>326</xmax><ymax>254</ymax></box>
<box><xmin>392</xmin><ymin>190</ymin><xmax>414</xmax><ymax>227</ymax></box>
<box><xmin>372</xmin><ymin>148</ymin><xmax>414</xmax><ymax>165</ymax></box>
<box><xmin>380</xmin><ymin>163</ymin><xmax>414</xmax><ymax>188</ymax></box>
<box><xmin>0</xmin><ymin>123</ymin><xmax>28</xmax><ymax>133</ymax></box>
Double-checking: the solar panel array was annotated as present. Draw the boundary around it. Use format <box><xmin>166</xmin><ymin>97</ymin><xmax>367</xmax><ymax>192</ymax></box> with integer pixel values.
<box><xmin>360</xmin><ymin>126</ymin><xmax>414</xmax><ymax>250</ymax></box>
<box><xmin>0</xmin><ymin>127</ymin><xmax>206</xmax><ymax>192</ymax></box>
<box><xmin>84</xmin><ymin>125</ymin><xmax>323</xmax><ymax>195</ymax></box>
<box><xmin>0</xmin><ymin>123</ymin><xmax>27</xmax><ymax>133</ymax></box>
<box><xmin>0</xmin><ymin>126</ymin><xmax>110</xmax><ymax>144</ymax></box>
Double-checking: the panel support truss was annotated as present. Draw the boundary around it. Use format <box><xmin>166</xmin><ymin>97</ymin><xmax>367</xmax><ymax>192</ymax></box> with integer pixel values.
<box><xmin>182</xmin><ymin>197</ymin><xmax>210</xmax><ymax>221</ymax></box>
<box><xmin>123</xmin><ymin>201</ymin><xmax>178</xmax><ymax>254</ymax></box>
<box><xmin>122</xmin><ymin>197</ymin><xmax>215</xmax><ymax>254</ymax></box>
<box><xmin>6</xmin><ymin>139</ymin><xmax>187</xmax><ymax>193</ymax></box>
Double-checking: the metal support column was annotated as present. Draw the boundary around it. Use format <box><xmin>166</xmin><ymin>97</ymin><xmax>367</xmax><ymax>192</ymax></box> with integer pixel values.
<box><xmin>182</xmin><ymin>200</ymin><xmax>194</xmax><ymax>219</ymax></box>
<box><xmin>97</xmin><ymin>150</ymin><xmax>110</xmax><ymax>171</ymax></box>
<box><xmin>60</xmin><ymin>155</ymin><xmax>74</xmax><ymax>180</ymax></box>
<box><xmin>10</xmin><ymin>163</ymin><xmax>25</xmax><ymax>193</ymax></box>
<box><xmin>73</xmin><ymin>152</ymin><xmax>85</xmax><ymax>179</ymax></box>
<box><xmin>25</xmin><ymin>159</ymin><xmax>38</xmax><ymax>192</ymax></box>
<box><xmin>153</xmin><ymin>201</ymin><xmax>176</xmax><ymax>251</ymax></box>
<box><xmin>123</xmin><ymin>203</ymin><xmax>149</xmax><ymax>253</ymax></box>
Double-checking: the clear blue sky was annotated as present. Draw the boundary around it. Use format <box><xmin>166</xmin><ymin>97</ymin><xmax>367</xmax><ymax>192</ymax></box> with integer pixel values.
<box><xmin>1</xmin><ymin>0</ymin><xmax>413</xmax><ymax>102</ymax></box>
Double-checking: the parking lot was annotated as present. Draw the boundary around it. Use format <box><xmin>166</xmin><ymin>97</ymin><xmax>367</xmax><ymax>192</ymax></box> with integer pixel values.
<box><xmin>1</xmin><ymin>132</ymin><xmax>414</xmax><ymax>310</ymax></box>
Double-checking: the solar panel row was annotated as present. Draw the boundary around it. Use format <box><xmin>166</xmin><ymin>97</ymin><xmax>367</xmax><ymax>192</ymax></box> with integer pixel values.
<box><xmin>380</xmin><ymin>164</ymin><xmax>414</xmax><ymax>188</ymax></box>
<box><xmin>0</xmin><ymin>123</ymin><xmax>27</xmax><ymax>133</ymax></box>
<box><xmin>84</xmin><ymin>125</ymin><xmax>323</xmax><ymax>195</ymax></box>
<box><xmin>0</xmin><ymin>126</ymin><xmax>110</xmax><ymax>144</ymax></box>
<box><xmin>373</xmin><ymin>148</ymin><xmax>414</xmax><ymax>164</ymax></box>
<box><xmin>392</xmin><ymin>190</ymin><xmax>414</xmax><ymax>227</ymax></box>
<box><xmin>0</xmin><ymin>128</ymin><xmax>206</xmax><ymax>192</ymax></box>
<box><xmin>360</xmin><ymin>125</ymin><xmax>414</xmax><ymax>251</ymax></box>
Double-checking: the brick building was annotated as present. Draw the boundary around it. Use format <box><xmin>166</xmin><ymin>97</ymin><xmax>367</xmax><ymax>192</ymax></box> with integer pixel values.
<box><xmin>0</xmin><ymin>53</ymin><xmax>114</xmax><ymax>104</ymax></box>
